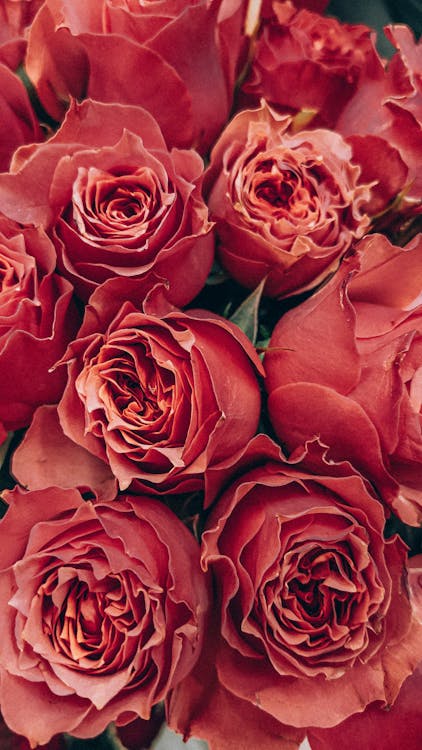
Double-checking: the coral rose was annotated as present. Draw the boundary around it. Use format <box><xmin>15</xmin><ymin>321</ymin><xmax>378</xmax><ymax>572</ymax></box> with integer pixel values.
<box><xmin>0</xmin><ymin>485</ymin><xmax>209</xmax><ymax>747</ymax></box>
<box><xmin>206</xmin><ymin>101</ymin><xmax>370</xmax><ymax>298</ymax></box>
<box><xmin>0</xmin><ymin>215</ymin><xmax>79</xmax><ymax>430</ymax></box>
<box><xmin>196</xmin><ymin>436</ymin><xmax>422</xmax><ymax>732</ymax></box>
<box><xmin>15</xmin><ymin>279</ymin><xmax>263</xmax><ymax>499</ymax></box>
<box><xmin>265</xmin><ymin>233</ymin><xmax>422</xmax><ymax>524</ymax></box>
<box><xmin>0</xmin><ymin>99</ymin><xmax>214</xmax><ymax>306</ymax></box>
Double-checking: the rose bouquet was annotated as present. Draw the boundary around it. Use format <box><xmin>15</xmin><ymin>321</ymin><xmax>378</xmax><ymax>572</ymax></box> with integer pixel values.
<box><xmin>0</xmin><ymin>0</ymin><xmax>421</xmax><ymax>749</ymax></box>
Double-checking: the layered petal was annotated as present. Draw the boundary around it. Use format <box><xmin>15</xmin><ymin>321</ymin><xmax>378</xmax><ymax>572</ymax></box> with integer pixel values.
<box><xmin>0</xmin><ymin>486</ymin><xmax>209</xmax><ymax>746</ymax></box>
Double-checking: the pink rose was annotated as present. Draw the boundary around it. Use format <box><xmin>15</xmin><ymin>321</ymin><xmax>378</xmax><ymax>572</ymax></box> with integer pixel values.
<box><xmin>0</xmin><ymin>485</ymin><xmax>209</xmax><ymax>746</ymax></box>
<box><xmin>193</xmin><ymin>436</ymin><xmax>422</xmax><ymax>733</ymax></box>
<box><xmin>265</xmin><ymin>233</ymin><xmax>422</xmax><ymax>524</ymax></box>
<box><xmin>0</xmin><ymin>215</ymin><xmax>79</xmax><ymax>430</ymax></box>
<box><xmin>0</xmin><ymin>99</ymin><xmax>214</xmax><ymax>306</ymax></box>
<box><xmin>15</xmin><ymin>279</ymin><xmax>263</xmax><ymax>499</ymax></box>
<box><xmin>24</xmin><ymin>0</ymin><xmax>246</xmax><ymax>152</ymax></box>
<box><xmin>206</xmin><ymin>101</ymin><xmax>370</xmax><ymax>298</ymax></box>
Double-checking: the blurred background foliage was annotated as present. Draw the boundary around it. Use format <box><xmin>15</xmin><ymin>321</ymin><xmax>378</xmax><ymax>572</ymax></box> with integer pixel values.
<box><xmin>327</xmin><ymin>0</ymin><xmax>421</xmax><ymax>56</ymax></box>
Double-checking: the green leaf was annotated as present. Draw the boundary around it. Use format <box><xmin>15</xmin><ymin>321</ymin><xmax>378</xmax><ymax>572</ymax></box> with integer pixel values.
<box><xmin>229</xmin><ymin>278</ymin><xmax>266</xmax><ymax>344</ymax></box>
<box><xmin>65</xmin><ymin>725</ymin><xmax>127</xmax><ymax>750</ymax></box>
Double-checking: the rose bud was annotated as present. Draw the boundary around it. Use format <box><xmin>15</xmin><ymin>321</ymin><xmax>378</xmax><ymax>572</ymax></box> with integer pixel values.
<box><xmin>242</xmin><ymin>1</ymin><xmax>376</xmax><ymax>129</ymax></box>
<box><xmin>0</xmin><ymin>486</ymin><xmax>209</xmax><ymax>747</ymax></box>
<box><xmin>0</xmin><ymin>98</ymin><xmax>214</xmax><ymax>306</ymax></box>
<box><xmin>206</xmin><ymin>101</ymin><xmax>370</xmax><ymax>298</ymax></box>
<box><xmin>265</xmin><ymin>233</ymin><xmax>422</xmax><ymax>525</ymax></box>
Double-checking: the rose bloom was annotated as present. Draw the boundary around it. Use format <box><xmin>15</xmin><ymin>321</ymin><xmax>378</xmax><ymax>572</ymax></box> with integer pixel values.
<box><xmin>24</xmin><ymin>0</ymin><xmax>247</xmax><ymax>152</ymax></box>
<box><xmin>15</xmin><ymin>279</ymin><xmax>263</xmax><ymax>498</ymax></box>
<box><xmin>0</xmin><ymin>99</ymin><xmax>214</xmax><ymax>306</ymax></box>
<box><xmin>0</xmin><ymin>485</ymin><xmax>209</xmax><ymax>746</ymax></box>
<box><xmin>242</xmin><ymin>1</ymin><xmax>376</xmax><ymax>129</ymax></box>
<box><xmin>265</xmin><ymin>233</ymin><xmax>422</xmax><ymax>524</ymax></box>
<box><xmin>192</xmin><ymin>436</ymin><xmax>422</xmax><ymax>733</ymax></box>
<box><xmin>241</xmin><ymin>6</ymin><xmax>421</xmax><ymax>216</ymax></box>
<box><xmin>0</xmin><ymin>215</ymin><xmax>79</xmax><ymax>431</ymax></box>
<box><xmin>206</xmin><ymin>101</ymin><xmax>370</xmax><ymax>298</ymax></box>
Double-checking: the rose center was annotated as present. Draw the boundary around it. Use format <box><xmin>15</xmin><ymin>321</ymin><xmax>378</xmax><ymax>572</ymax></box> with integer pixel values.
<box><xmin>282</xmin><ymin>547</ymin><xmax>356</xmax><ymax>629</ymax></box>
<box><xmin>256</xmin><ymin>176</ymin><xmax>295</xmax><ymax>207</ymax></box>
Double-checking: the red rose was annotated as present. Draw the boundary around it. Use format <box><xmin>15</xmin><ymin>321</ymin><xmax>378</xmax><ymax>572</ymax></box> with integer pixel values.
<box><xmin>14</xmin><ymin>280</ymin><xmax>263</xmax><ymax>499</ymax></box>
<box><xmin>0</xmin><ymin>99</ymin><xmax>214</xmax><ymax>306</ymax></box>
<box><xmin>24</xmin><ymin>0</ymin><xmax>245</xmax><ymax>152</ymax></box>
<box><xmin>206</xmin><ymin>101</ymin><xmax>370</xmax><ymax>298</ymax></box>
<box><xmin>241</xmin><ymin>6</ymin><xmax>421</xmax><ymax>217</ymax></box>
<box><xmin>329</xmin><ymin>25</ymin><xmax>422</xmax><ymax>215</ymax></box>
<box><xmin>0</xmin><ymin>216</ymin><xmax>79</xmax><ymax>430</ymax></box>
<box><xmin>0</xmin><ymin>485</ymin><xmax>209</xmax><ymax>746</ymax></box>
<box><xmin>265</xmin><ymin>233</ymin><xmax>422</xmax><ymax>524</ymax></box>
<box><xmin>195</xmin><ymin>436</ymin><xmax>422</xmax><ymax>732</ymax></box>
<box><xmin>243</xmin><ymin>2</ymin><xmax>375</xmax><ymax>129</ymax></box>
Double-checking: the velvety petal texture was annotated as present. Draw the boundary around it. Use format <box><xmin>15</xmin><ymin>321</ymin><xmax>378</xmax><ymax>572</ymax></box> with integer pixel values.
<box><xmin>307</xmin><ymin>661</ymin><xmax>422</xmax><ymax>750</ymax></box>
<box><xmin>0</xmin><ymin>1</ymin><xmax>43</xmax><ymax>44</ymax></box>
<box><xmin>0</xmin><ymin>485</ymin><xmax>209</xmax><ymax>747</ymax></box>
<box><xmin>265</xmin><ymin>234</ymin><xmax>422</xmax><ymax>524</ymax></box>
<box><xmin>24</xmin><ymin>0</ymin><xmax>246</xmax><ymax>153</ymax></box>
<box><xmin>0</xmin><ymin>99</ymin><xmax>214</xmax><ymax>306</ymax></box>
<box><xmin>197</xmin><ymin>435</ymin><xmax>422</xmax><ymax>730</ymax></box>
<box><xmin>206</xmin><ymin>101</ymin><xmax>370</xmax><ymax>298</ymax></box>
<box><xmin>168</xmin><ymin>609</ymin><xmax>306</xmax><ymax>750</ymax></box>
